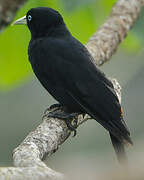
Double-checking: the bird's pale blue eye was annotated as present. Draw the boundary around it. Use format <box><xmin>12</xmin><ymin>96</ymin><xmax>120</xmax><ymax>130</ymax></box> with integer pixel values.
<box><xmin>28</xmin><ymin>15</ymin><xmax>32</xmax><ymax>21</ymax></box>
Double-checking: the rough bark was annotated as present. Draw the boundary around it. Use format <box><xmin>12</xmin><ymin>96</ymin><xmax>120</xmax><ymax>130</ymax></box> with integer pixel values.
<box><xmin>0</xmin><ymin>0</ymin><xmax>143</xmax><ymax>179</ymax></box>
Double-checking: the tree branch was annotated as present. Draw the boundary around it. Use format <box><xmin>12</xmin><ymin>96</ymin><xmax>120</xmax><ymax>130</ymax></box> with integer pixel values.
<box><xmin>0</xmin><ymin>0</ymin><xmax>143</xmax><ymax>179</ymax></box>
<box><xmin>0</xmin><ymin>0</ymin><xmax>27</xmax><ymax>32</ymax></box>
<box><xmin>86</xmin><ymin>0</ymin><xmax>144</xmax><ymax>66</ymax></box>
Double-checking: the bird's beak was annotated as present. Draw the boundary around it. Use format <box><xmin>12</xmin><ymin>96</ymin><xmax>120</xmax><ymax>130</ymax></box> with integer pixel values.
<box><xmin>12</xmin><ymin>16</ymin><xmax>27</xmax><ymax>25</ymax></box>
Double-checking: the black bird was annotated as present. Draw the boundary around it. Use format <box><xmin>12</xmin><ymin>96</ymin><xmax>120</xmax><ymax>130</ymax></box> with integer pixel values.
<box><xmin>13</xmin><ymin>7</ymin><xmax>133</xmax><ymax>164</ymax></box>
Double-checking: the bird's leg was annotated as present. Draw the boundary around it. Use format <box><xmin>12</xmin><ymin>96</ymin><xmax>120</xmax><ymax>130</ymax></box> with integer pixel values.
<box><xmin>47</xmin><ymin>108</ymin><xmax>80</xmax><ymax>137</ymax></box>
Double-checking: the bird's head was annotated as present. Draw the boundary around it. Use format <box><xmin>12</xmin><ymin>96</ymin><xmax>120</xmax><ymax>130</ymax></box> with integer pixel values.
<box><xmin>13</xmin><ymin>7</ymin><xmax>64</xmax><ymax>38</ymax></box>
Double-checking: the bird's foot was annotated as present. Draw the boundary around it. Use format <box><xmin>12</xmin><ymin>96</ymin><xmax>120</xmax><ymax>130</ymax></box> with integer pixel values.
<box><xmin>47</xmin><ymin>110</ymin><xmax>80</xmax><ymax>137</ymax></box>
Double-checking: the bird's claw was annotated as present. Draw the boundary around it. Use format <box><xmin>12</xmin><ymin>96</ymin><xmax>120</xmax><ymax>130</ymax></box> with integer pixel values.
<box><xmin>44</xmin><ymin>103</ymin><xmax>62</xmax><ymax>115</ymax></box>
<box><xmin>47</xmin><ymin>110</ymin><xmax>79</xmax><ymax>137</ymax></box>
<box><xmin>49</xmin><ymin>103</ymin><xmax>62</xmax><ymax>110</ymax></box>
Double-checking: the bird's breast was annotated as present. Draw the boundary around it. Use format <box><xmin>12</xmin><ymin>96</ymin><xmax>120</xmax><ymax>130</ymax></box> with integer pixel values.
<box><xmin>28</xmin><ymin>39</ymin><xmax>62</xmax><ymax>89</ymax></box>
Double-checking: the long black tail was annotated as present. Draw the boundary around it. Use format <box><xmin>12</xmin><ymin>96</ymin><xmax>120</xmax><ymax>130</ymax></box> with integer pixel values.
<box><xmin>110</xmin><ymin>133</ymin><xmax>128</xmax><ymax>165</ymax></box>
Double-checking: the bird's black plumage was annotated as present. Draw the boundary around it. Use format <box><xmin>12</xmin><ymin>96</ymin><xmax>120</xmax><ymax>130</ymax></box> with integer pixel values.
<box><xmin>17</xmin><ymin>7</ymin><xmax>133</xmax><ymax>163</ymax></box>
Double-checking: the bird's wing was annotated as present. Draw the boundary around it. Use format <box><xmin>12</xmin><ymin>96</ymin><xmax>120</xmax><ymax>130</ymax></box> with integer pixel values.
<box><xmin>42</xmin><ymin>37</ymin><xmax>131</xmax><ymax>143</ymax></box>
<box><xmin>63</xmin><ymin>60</ymin><xmax>131</xmax><ymax>143</ymax></box>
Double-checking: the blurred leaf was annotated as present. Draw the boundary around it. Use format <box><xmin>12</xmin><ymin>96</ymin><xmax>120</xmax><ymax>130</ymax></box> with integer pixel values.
<box><xmin>122</xmin><ymin>33</ymin><xmax>142</xmax><ymax>53</ymax></box>
<box><xmin>131</xmin><ymin>7</ymin><xmax>144</xmax><ymax>44</ymax></box>
<box><xmin>61</xmin><ymin>0</ymin><xmax>97</xmax><ymax>12</ymax></box>
<box><xmin>62</xmin><ymin>7</ymin><xmax>96</xmax><ymax>43</ymax></box>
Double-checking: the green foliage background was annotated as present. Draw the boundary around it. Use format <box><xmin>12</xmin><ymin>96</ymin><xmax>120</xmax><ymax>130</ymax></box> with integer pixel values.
<box><xmin>0</xmin><ymin>0</ymin><xmax>143</xmax><ymax>90</ymax></box>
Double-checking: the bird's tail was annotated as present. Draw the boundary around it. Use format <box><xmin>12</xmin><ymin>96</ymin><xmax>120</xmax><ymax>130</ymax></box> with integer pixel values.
<box><xmin>109</xmin><ymin>133</ymin><xmax>131</xmax><ymax>165</ymax></box>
